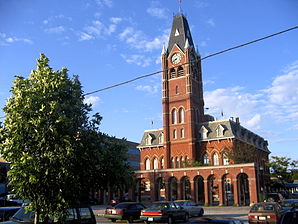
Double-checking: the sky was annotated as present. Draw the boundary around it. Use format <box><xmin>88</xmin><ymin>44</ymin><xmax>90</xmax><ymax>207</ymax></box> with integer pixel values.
<box><xmin>1</xmin><ymin>0</ymin><xmax>298</xmax><ymax>160</ymax></box>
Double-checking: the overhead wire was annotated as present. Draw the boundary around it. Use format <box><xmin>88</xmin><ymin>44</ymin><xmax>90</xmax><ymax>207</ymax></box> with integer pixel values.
<box><xmin>83</xmin><ymin>25</ymin><xmax>298</xmax><ymax>96</ymax></box>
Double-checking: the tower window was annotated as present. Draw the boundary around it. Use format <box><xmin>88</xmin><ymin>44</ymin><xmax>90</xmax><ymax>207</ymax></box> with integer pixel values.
<box><xmin>170</xmin><ymin>68</ymin><xmax>176</xmax><ymax>79</ymax></box>
<box><xmin>180</xmin><ymin>128</ymin><xmax>185</xmax><ymax>138</ymax></box>
<box><xmin>203</xmin><ymin>154</ymin><xmax>209</xmax><ymax>165</ymax></box>
<box><xmin>176</xmin><ymin>86</ymin><xmax>179</xmax><ymax>94</ymax></box>
<box><xmin>179</xmin><ymin>108</ymin><xmax>185</xmax><ymax>123</ymax></box>
<box><xmin>172</xmin><ymin>109</ymin><xmax>177</xmax><ymax>124</ymax></box>
<box><xmin>177</xmin><ymin>66</ymin><xmax>184</xmax><ymax>77</ymax></box>
<box><xmin>173</xmin><ymin>129</ymin><xmax>177</xmax><ymax>139</ymax></box>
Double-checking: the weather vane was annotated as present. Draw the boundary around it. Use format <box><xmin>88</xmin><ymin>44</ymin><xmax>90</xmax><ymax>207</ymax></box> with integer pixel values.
<box><xmin>178</xmin><ymin>0</ymin><xmax>183</xmax><ymax>14</ymax></box>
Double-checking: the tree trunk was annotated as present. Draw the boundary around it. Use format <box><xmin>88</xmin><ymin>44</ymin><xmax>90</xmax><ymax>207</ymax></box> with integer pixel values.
<box><xmin>34</xmin><ymin>207</ymin><xmax>39</xmax><ymax>224</ymax></box>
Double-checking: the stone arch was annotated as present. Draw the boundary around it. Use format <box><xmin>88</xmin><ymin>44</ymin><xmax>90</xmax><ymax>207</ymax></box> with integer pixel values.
<box><xmin>194</xmin><ymin>175</ymin><xmax>204</xmax><ymax>205</ymax></box>
<box><xmin>180</xmin><ymin>176</ymin><xmax>191</xmax><ymax>200</ymax></box>
<box><xmin>160</xmin><ymin>156</ymin><xmax>164</xmax><ymax>169</ymax></box>
<box><xmin>144</xmin><ymin>157</ymin><xmax>151</xmax><ymax>170</ymax></box>
<box><xmin>207</xmin><ymin>174</ymin><xmax>219</xmax><ymax>205</ymax></box>
<box><xmin>222</xmin><ymin>173</ymin><xmax>234</xmax><ymax>206</ymax></box>
<box><xmin>138</xmin><ymin>178</ymin><xmax>151</xmax><ymax>203</ymax></box>
<box><xmin>178</xmin><ymin>107</ymin><xmax>185</xmax><ymax>123</ymax></box>
<box><xmin>155</xmin><ymin>177</ymin><xmax>166</xmax><ymax>201</ymax></box>
<box><xmin>168</xmin><ymin>176</ymin><xmax>178</xmax><ymax>201</ymax></box>
<box><xmin>237</xmin><ymin>173</ymin><xmax>250</xmax><ymax>206</ymax></box>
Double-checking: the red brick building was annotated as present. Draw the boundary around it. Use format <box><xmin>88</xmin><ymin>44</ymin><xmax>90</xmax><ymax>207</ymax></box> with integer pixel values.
<box><xmin>134</xmin><ymin>14</ymin><xmax>270</xmax><ymax>206</ymax></box>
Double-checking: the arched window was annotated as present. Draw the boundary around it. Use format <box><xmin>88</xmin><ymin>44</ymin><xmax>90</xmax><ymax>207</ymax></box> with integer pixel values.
<box><xmin>170</xmin><ymin>68</ymin><xmax>176</xmax><ymax>79</ymax></box>
<box><xmin>180</xmin><ymin>128</ymin><xmax>185</xmax><ymax>138</ymax></box>
<box><xmin>180</xmin><ymin>156</ymin><xmax>184</xmax><ymax>167</ymax></box>
<box><xmin>173</xmin><ymin>129</ymin><xmax>177</xmax><ymax>139</ymax></box>
<box><xmin>175</xmin><ymin>157</ymin><xmax>179</xmax><ymax>168</ymax></box>
<box><xmin>160</xmin><ymin>157</ymin><xmax>164</xmax><ymax>169</ymax></box>
<box><xmin>203</xmin><ymin>154</ymin><xmax>209</xmax><ymax>165</ymax></box>
<box><xmin>172</xmin><ymin>109</ymin><xmax>177</xmax><ymax>124</ymax></box>
<box><xmin>153</xmin><ymin>157</ymin><xmax>158</xmax><ymax>169</ymax></box>
<box><xmin>213</xmin><ymin>153</ymin><xmax>219</xmax><ymax>166</ymax></box>
<box><xmin>171</xmin><ymin>157</ymin><xmax>175</xmax><ymax>168</ymax></box>
<box><xmin>178</xmin><ymin>108</ymin><xmax>185</xmax><ymax>123</ymax></box>
<box><xmin>177</xmin><ymin>66</ymin><xmax>184</xmax><ymax>77</ymax></box>
<box><xmin>223</xmin><ymin>153</ymin><xmax>229</xmax><ymax>165</ymax></box>
<box><xmin>185</xmin><ymin>156</ymin><xmax>189</xmax><ymax>167</ymax></box>
<box><xmin>145</xmin><ymin>158</ymin><xmax>150</xmax><ymax>170</ymax></box>
<box><xmin>158</xmin><ymin>132</ymin><xmax>164</xmax><ymax>144</ymax></box>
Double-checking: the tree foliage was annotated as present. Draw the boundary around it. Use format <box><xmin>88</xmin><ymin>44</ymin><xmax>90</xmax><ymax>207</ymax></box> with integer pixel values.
<box><xmin>0</xmin><ymin>54</ymin><xmax>134</xmax><ymax>223</ymax></box>
<box><xmin>268</xmin><ymin>156</ymin><xmax>298</xmax><ymax>183</ymax></box>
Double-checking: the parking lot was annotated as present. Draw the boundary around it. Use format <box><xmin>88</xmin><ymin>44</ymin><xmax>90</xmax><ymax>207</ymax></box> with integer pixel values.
<box><xmin>92</xmin><ymin>205</ymin><xmax>250</xmax><ymax>223</ymax></box>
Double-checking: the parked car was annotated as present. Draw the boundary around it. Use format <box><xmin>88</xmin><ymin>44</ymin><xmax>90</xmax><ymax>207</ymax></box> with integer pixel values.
<box><xmin>289</xmin><ymin>192</ymin><xmax>298</xmax><ymax>199</ymax></box>
<box><xmin>266</xmin><ymin>193</ymin><xmax>284</xmax><ymax>203</ymax></box>
<box><xmin>0</xmin><ymin>207</ymin><xmax>21</xmax><ymax>222</ymax></box>
<box><xmin>140</xmin><ymin>201</ymin><xmax>188</xmax><ymax>224</ymax></box>
<box><xmin>188</xmin><ymin>217</ymin><xmax>243</xmax><ymax>223</ymax></box>
<box><xmin>248</xmin><ymin>202</ymin><xmax>285</xmax><ymax>224</ymax></box>
<box><xmin>1</xmin><ymin>205</ymin><xmax>96</xmax><ymax>224</ymax></box>
<box><xmin>104</xmin><ymin>202</ymin><xmax>145</xmax><ymax>223</ymax></box>
<box><xmin>279</xmin><ymin>207</ymin><xmax>298</xmax><ymax>224</ymax></box>
<box><xmin>174</xmin><ymin>200</ymin><xmax>204</xmax><ymax>217</ymax></box>
<box><xmin>280</xmin><ymin>199</ymin><xmax>298</xmax><ymax>211</ymax></box>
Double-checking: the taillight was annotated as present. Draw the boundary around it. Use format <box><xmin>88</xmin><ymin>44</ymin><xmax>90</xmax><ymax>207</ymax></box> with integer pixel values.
<box><xmin>141</xmin><ymin>211</ymin><xmax>163</xmax><ymax>216</ymax></box>
<box><xmin>248</xmin><ymin>215</ymin><xmax>254</xmax><ymax>219</ymax></box>
<box><xmin>267</xmin><ymin>215</ymin><xmax>277</xmax><ymax>219</ymax></box>
<box><xmin>116</xmin><ymin>209</ymin><xmax>123</xmax><ymax>214</ymax></box>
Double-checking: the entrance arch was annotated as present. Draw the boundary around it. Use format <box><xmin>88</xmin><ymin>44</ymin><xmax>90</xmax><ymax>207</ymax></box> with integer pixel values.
<box><xmin>207</xmin><ymin>175</ymin><xmax>219</xmax><ymax>205</ymax></box>
<box><xmin>222</xmin><ymin>174</ymin><xmax>234</xmax><ymax>206</ymax></box>
<box><xmin>180</xmin><ymin>176</ymin><xmax>191</xmax><ymax>200</ymax></box>
<box><xmin>238</xmin><ymin>173</ymin><xmax>250</xmax><ymax>206</ymax></box>
<box><xmin>168</xmin><ymin>177</ymin><xmax>178</xmax><ymax>201</ymax></box>
<box><xmin>194</xmin><ymin>175</ymin><xmax>204</xmax><ymax>204</ymax></box>
<box><xmin>156</xmin><ymin>177</ymin><xmax>166</xmax><ymax>201</ymax></box>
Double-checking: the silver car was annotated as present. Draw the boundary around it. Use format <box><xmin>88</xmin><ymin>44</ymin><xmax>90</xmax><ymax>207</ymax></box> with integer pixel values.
<box><xmin>174</xmin><ymin>200</ymin><xmax>204</xmax><ymax>217</ymax></box>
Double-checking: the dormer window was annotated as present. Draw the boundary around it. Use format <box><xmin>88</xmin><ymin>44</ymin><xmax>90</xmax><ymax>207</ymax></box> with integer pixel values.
<box><xmin>216</xmin><ymin>124</ymin><xmax>225</xmax><ymax>137</ymax></box>
<box><xmin>199</xmin><ymin>126</ymin><xmax>209</xmax><ymax>139</ymax></box>
<box><xmin>145</xmin><ymin>134</ymin><xmax>153</xmax><ymax>145</ymax></box>
<box><xmin>158</xmin><ymin>132</ymin><xmax>164</xmax><ymax>144</ymax></box>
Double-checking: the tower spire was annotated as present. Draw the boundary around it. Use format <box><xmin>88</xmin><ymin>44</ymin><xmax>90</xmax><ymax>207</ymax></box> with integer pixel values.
<box><xmin>178</xmin><ymin>0</ymin><xmax>183</xmax><ymax>15</ymax></box>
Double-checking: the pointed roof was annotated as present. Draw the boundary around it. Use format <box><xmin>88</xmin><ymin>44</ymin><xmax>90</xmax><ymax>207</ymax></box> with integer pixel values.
<box><xmin>167</xmin><ymin>15</ymin><xmax>194</xmax><ymax>53</ymax></box>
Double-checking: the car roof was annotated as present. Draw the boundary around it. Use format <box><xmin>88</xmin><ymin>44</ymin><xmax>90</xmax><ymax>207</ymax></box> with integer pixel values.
<box><xmin>189</xmin><ymin>217</ymin><xmax>241</xmax><ymax>223</ymax></box>
<box><xmin>0</xmin><ymin>207</ymin><xmax>21</xmax><ymax>211</ymax></box>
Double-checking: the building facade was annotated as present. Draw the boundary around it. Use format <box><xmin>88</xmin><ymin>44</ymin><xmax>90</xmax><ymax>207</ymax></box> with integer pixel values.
<box><xmin>134</xmin><ymin>14</ymin><xmax>270</xmax><ymax>206</ymax></box>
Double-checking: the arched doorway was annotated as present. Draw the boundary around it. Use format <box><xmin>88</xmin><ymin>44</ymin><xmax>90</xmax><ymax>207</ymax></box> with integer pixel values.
<box><xmin>207</xmin><ymin>175</ymin><xmax>219</xmax><ymax>205</ymax></box>
<box><xmin>156</xmin><ymin>177</ymin><xmax>166</xmax><ymax>201</ymax></box>
<box><xmin>181</xmin><ymin>176</ymin><xmax>191</xmax><ymax>200</ymax></box>
<box><xmin>168</xmin><ymin>177</ymin><xmax>178</xmax><ymax>201</ymax></box>
<box><xmin>139</xmin><ymin>178</ymin><xmax>151</xmax><ymax>203</ymax></box>
<box><xmin>222</xmin><ymin>174</ymin><xmax>234</xmax><ymax>206</ymax></box>
<box><xmin>238</xmin><ymin>173</ymin><xmax>250</xmax><ymax>206</ymax></box>
<box><xmin>194</xmin><ymin>175</ymin><xmax>204</xmax><ymax>205</ymax></box>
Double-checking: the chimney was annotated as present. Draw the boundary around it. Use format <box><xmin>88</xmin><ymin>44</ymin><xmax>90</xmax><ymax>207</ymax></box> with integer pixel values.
<box><xmin>235</xmin><ymin>117</ymin><xmax>240</xmax><ymax>124</ymax></box>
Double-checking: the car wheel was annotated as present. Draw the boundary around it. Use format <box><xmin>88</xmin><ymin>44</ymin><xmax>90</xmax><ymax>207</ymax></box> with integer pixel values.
<box><xmin>167</xmin><ymin>216</ymin><xmax>173</xmax><ymax>224</ymax></box>
<box><xmin>184</xmin><ymin>213</ymin><xmax>189</xmax><ymax>222</ymax></box>
<box><xmin>110</xmin><ymin>218</ymin><xmax>116</xmax><ymax>222</ymax></box>
<box><xmin>144</xmin><ymin>221</ymin><xmax>150</xmax><ymax>224</ymax></box>
<box><xmin>127</xmin><ymin>215</ymin><xmax>134</xmax><ymax>223</ymax></box>
<box><xmin>199</xmin><ymin>208</ymin><xmax>204</xmax><ymax>217</ymax></box>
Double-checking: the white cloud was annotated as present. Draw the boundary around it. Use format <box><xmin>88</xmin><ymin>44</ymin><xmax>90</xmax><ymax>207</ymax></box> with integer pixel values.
<box><xmin>135</xmin><ymin>84</ymin><xmax>159</xmax><ymax>94</ymax></box>
<box><xmin>84</xmin><ymin>96</ymin><xmax>101</xmax><ymax>105</ymax></box>
<box><xmin>44</xmin><ymin>26</ymin><xmax>65</xmax><ymax>34</ymax></box>
<box><xmin>147</xmin><ymin>7</ymin><xmax>167</xmax><ymax>19</ymax></box>
<box><xmin>79</xmin><ymin>32</ymin><xmax>93</xmax><ymax>41</ymax></box>
<box><xmin>95</xmin><ymin>0</ymin><xmax>113</xmax><ymax>8</ymax></box>
<box><xmin>246</xmin><ymin>114</ymin><xmax>261</xmax><ymax>129</ymax></box>
<box><xmin>110</xmin><ymin>17</ymin><xmax>122</xmax><ymax>24</ymax></box>
<box><xmin>0</xmin><ymin>33</ymin><xmax>33</xmax><ymax>45</ymax></box>
<box><xmin>206</xmin><ymin>18</ymin><xmax>215</xmax><ymax>27</ymax></box>
<box><xmin>120</xmin><ymin>54</ymin><xmax>152</xmax><ymax>67</ymax></box>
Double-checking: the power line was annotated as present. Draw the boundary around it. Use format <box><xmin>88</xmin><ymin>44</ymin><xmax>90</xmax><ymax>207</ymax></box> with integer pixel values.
<box><xmin>83</xmin><ymin>25</ymin><xmax>298</xmax><ymax>96</ymax></box>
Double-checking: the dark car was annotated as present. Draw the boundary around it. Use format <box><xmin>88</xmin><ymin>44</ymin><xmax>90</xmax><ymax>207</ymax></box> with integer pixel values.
<box><xmin>187</xmin><ymin>217</ymin><xmax>243</xmax><ymax>224</ymax></box>
<box><xmin>104</xmin><ymin>202</ymin><xmax>145</xmax><ymax>223</ymax></box>
<box><xmin>140</xmin><ymin>201</ymin><xmax>188</xmax><ymax>224</ymax></box>
<box><xmin>248</xmin><ymin>202</ymin><xmax>285</xmax><ymax>224</ymax></box>
<box><xmin>0</xmin><ymin>207</ymin><xmax>21</xmax><ymax>222</ymax></box>
<box><xmin>174</xmin><ymin>200</ymin><xmax>204</xmax><ymax>217</ymax></box>
<box><xmin>266</xmin><ymin>193</ymin><xmax>284</xmax><ymax>203</ymax></box>
<box><xmin>280</xmin><ymin>199</ymin><xmax>298</xmax><ymax>211</ymax></box>
<box><xmin>1</xmin><ymin>205</ymin><xmax>96</xmax><ymax>224</ymax></box>
<box><xmin>279</xmin><ymin>207</ymin><xmax>298</xmax><ymax>224</ymax></box>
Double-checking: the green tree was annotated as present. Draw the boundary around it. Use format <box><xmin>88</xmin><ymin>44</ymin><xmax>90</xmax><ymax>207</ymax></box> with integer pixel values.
<box><xmin>0</xmin><ymin>54</ymin><xmax>91</xmax><ymax>223</ymax></box>
<box><xmin>268</xmin><ymin>156</ymin><xmax>298</xmax><ymax>183</ymax></box>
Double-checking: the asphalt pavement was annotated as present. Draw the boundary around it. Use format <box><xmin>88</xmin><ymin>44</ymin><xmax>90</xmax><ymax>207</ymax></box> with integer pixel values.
<box><xmin>91</xmin><ymin>205</ymin><xmax>250</xmax><ymax>223</ymax></box>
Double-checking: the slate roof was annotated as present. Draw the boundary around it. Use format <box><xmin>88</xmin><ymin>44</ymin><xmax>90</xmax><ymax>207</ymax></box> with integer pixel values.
<box><xmin>167</xmin><ymin>14</ymin><xmax>194</xmax><ymax>53</ymax></box>
<box><xmin>138</xmin><ymin>128</ymin><xmax>163</xmax><ymax>148</ymax></box>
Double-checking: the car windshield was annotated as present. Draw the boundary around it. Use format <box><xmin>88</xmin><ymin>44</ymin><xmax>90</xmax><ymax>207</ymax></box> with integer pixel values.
<box><xmin>148</xmin><ymin>203</ymin><xmax>169</xmax><ymax>209</ymax></box>
<box><xmin>11</xmin><ymin>207</ymin><xmax>34</xmax><ymax>221</ymax></box>
<box><xmin>175</xmin><ymin>201</ymin><xmax>184</xmax><ymax>206</ymax></box>
<box><xmin>251</xmin><ymin>204</ymin><xmax>275</xmax><ymax>212</ymax></box>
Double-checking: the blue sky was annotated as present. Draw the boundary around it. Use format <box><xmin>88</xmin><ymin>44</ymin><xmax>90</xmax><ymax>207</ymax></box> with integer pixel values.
<box><xmin>1</xmin><ymin>0</ymin><xmax>298</xmax><ymax>160</ymax></box>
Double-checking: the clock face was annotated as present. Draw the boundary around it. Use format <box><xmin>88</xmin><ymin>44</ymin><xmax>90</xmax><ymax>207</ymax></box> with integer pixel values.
<box><xmin>171</xmin><ymin>53</ymin><xmax>182</xmax><ymax>64</ymax></box>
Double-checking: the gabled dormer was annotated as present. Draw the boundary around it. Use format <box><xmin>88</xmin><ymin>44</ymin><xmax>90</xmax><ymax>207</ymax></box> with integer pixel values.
<box><xmin>145</xmin><ymin>133</ymin><xmax>154</xmax><ymax>145</ymax></box>
<box><xmin>199</xmin><ymin>125</ymin><xmax>209</xmax><ymax>139</ymax></box>
<box><xmin>216</xmin><ymin>124</ymin><xmax>225</xmax><ymax>137</ymax></box>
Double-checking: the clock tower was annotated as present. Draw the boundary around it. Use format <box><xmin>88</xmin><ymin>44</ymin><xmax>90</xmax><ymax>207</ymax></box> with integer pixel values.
<box><xmin>161</xmin><ymin>14</ymin><xmax>205</xmax><ymax>168</ymax></box>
